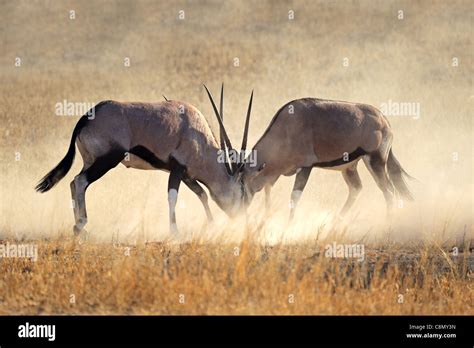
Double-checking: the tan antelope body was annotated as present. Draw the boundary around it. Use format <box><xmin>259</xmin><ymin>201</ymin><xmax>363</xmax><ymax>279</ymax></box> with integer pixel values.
<box><xmin>36</xmin><ymin>87</ymin><xmax>412</xmax><ymax>235</ymax></box>
<box><xmin>36</xmin><ymin>97</ymin><xmax>244</xmax><ymax>235</ymax></box>
<box><xmin>241</xmin><ymin>98</ymin><xmax>414</xmax><ymax>218</ymax></box>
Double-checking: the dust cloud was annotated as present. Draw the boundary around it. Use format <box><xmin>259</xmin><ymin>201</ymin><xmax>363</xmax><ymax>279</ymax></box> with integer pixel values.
<box><xmin>0</xmin><ymin>1</ymin><xmax>472</xmax><ymax>246</ymax></box>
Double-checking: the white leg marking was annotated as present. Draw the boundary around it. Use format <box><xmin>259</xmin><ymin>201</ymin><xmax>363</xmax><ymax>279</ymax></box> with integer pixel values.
<box><xmin>289</xmin><ymin>190</ymin><xmax>303</xmax><ymax>220</ymax></box>
<box><xmin>168</xmin><ymin>188</ymin><xmax>178</xmax><ymax>206</ymax></box>
<box><xmin>291</xmin><ymin>190</ymin><xmax>303</xmax><ymax>206</ymax></box>
<box><xmin>168</xmin><ymin>189</ymin><xmax>178</xmax><ymax>234</ymax></box>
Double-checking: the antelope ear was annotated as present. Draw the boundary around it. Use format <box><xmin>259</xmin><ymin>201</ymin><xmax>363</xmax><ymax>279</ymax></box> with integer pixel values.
<box><xmin>258</xmin><ymin>162</ymin><xmax>266</xmax><ymax>171</ymax></box>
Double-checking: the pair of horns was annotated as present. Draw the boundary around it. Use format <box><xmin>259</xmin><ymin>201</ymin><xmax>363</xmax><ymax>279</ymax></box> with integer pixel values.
<box><xmin>204</xmin><ymin>83</ymin><xmax>253</xmax><ymax>175</ymax></box>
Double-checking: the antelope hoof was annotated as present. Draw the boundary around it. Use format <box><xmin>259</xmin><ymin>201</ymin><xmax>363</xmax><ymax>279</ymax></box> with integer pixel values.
<box><xmin>73</xmin><ymin>218</ymin><xmax>88</xmax><ymax>236</ymax></box>
<box><xmin>73</xmin><ymin>225</ymin><xmax>85</xmax><ymax>236</ymax></box>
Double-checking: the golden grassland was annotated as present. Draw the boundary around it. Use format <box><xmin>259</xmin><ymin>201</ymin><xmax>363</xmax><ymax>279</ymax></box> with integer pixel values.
<box><xmin>0</xmin><ymin>232</ymin><xmax>472</xmax><ymax>315</ymax></box>
<box><xmin>0</xmin><ymin>1</ymin><xmax>472</xmax><ymax>314</ymax></box>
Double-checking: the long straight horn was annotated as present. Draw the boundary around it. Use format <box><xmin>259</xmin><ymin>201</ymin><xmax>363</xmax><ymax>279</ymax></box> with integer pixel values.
<box><xmin>203</xmin><ymin>84</ymin><xmax>235</xmax><ymax>174</ymax></box>
<box><xmin>240</xmin><ymin>90</ymin><xmax>253</xmax><ymax>155</ymax></box>
<box><xmin>203</xmin><ymin>84</ymin><xmax>234</xmax><ymax>151</ymax></box>
<box><xmin>219</xmin><ymin>83</ymin><xmax>226</xmax><ymax>151</ymax></box>
<box><xmin>218</xmin><ymin>83</ymin><xmax>233</xmax><ymax>173</ymax></box>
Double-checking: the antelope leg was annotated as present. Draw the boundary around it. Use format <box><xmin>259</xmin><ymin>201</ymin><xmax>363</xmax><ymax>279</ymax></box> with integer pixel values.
<box><xmin>167</xmin><ymin>162</ymin><xmax>186</xmax><ymax>234</ymax></box>
<box><xmin>264</xmin><ymin>184</ymin><xmax>272</xmax><ymax>213</ymax></box>
<box><xmin>339</xmin><ymin>165</ymin><xmax>362</xmax><ymax>217</ymax></box>
<box><xmin>363</xmin><ymin>154</ymin><xmax>394</xmax><ymax>217</ymax></box>
<box><xmin>70</xmin><ymin>173</ymin><xmax>89</xmax><ymax>235</ymax></box>
<box><xmin>289</xmin><ymin>167</ymin><xmax>312</xmax><ymax>220</ymax></box>
<box><xmin>70</xmin><ymin>151</ymin><xmax>124</xmax><ymax>235</ymax></box>
<box><xmin>183</xmin><ymin>177</ymin><xmax>213</xmax><ymax>222</ymax></box>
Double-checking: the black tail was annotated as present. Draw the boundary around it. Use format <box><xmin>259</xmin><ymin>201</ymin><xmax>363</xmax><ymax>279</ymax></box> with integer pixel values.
<box><xmin>35</xmin><ymin>116</ymin><xmax>88</xmax><ymax>193</ymax></box>
<box><xmin>386</xmin><ymin>148</ymin><xmax>415</xmax><ymax>201</ymax></box>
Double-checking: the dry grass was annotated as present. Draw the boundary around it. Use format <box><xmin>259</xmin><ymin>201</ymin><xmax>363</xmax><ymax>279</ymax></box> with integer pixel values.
<box><xmin>0</xmin><ymin>1</ymin><xmax>472</xmax><ymax>314</ymax></box>
<box><xmin>0</xmin><ymin>233</ymin><xmax>472</xmax><ymax>315</ymax></box>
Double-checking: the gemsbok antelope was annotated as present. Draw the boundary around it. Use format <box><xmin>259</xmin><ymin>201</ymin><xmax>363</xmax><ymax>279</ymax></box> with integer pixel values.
<box><xmin>35</xmin><ymin>85</ymin><xmax>254</xmax><ymax>235</ymax></box>
<box><xmin>238</xmin><ymin>98</ymin><xmax>414</xmax><ymax>219</ymax></box>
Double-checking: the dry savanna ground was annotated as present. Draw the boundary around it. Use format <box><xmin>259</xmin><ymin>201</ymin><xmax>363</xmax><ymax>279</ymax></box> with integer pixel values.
<box><xmin>0</xmin><ymin>235</ymin><xmax>473</xmax><ymax>315</ymax></box>
<box><xmin>0</xmin><ymin>1</ymin><xmax>472</xmax><ymax>314</ymax></box>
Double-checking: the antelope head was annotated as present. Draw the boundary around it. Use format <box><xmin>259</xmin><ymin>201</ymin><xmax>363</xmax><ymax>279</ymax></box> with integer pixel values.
<box><xmin>204</xmin><ymin>84</ymin><xmax>254</xmax><ymax>214</ymax></box>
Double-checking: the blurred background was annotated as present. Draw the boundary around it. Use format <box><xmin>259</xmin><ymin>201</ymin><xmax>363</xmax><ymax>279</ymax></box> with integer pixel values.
<box><xmin>0</xmin><ymin>0</ymin><xmax>472</xmax><ymax>244</ymax></box>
